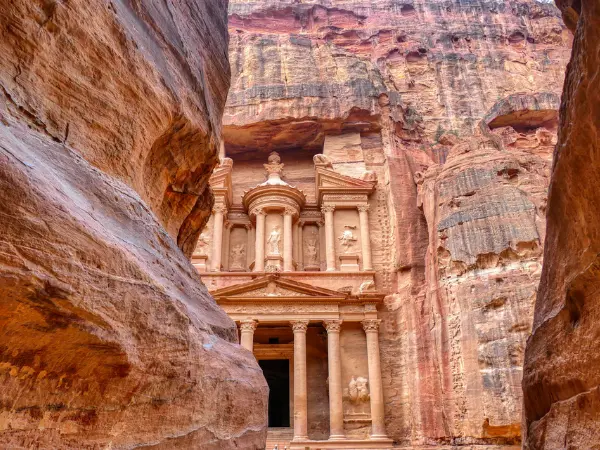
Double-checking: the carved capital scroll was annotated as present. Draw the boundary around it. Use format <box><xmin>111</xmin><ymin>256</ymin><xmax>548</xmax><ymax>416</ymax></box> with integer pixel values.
<box><xmin>239</xmin><ymin>319</ymin><xmax>258</xmax><ymax>332</ymax></box>
<box><xmin>357</xmin><ymin>204</ymin><xmax>370</xmax><ymax>213</ymax></box>
<box><xmin>321</xmin><ymin>205</ymin><xmax>336</xmax><ymax>213</ymax></box>
<box><xmin>323</xmin><ymin>319</ymin><xmax>343</xmax><ymax>333</ymax></box>
<box><xmin>361</xmin><ymin>319</ymin><xmax>381</xmax><ymax>333</ymax></box>
<box><xmin>290</xmin><ymin>319</ymin><xmax>309</xmax><ymax>333</ymax></box>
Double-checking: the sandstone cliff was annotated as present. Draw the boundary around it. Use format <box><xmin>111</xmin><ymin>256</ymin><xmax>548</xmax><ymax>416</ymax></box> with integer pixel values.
<box><xmin>523</xmin><ymin>0</ymin><xmax>600</xmax><ymax>447</ymax></box>
<box><xmin>0</xmin><ymin>1</ymin><xmax>267</xmax><ymax>448</ymax></box>
<box><xmin>225</xmin><ymin>0</ymin><xmax>571</xmax><ymax>445</ymax></box>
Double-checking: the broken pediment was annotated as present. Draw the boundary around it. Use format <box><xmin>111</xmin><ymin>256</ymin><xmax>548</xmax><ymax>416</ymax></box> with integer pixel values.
<box><xmin>315</xmin><ymin>167</ymin><xmax>376</xmax><ymax>204</ymax></box>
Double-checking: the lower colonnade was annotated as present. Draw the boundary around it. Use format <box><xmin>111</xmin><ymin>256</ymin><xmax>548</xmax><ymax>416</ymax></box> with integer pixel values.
<box><xmin>237</xmin><ymin>315</ymin><xmax>393</xmax><ymax>449</ymax></box>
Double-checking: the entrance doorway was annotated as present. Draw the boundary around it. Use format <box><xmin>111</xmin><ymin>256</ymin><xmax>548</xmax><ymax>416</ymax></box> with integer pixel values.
<box><xmin>259</xmin><ymin>359</ymin><xmax>290</xmax><ymax>427</ymax></box>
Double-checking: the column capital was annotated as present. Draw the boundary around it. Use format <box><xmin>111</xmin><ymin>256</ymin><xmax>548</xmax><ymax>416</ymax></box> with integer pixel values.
<box><xmin>252</xmin><ymin>207</ymin><xmax>266</xmax><ymax>217</ymax></box>
<box><xmin>213</xmin><ymin>204</ymin><xmax>227</xmax><ymax>214</ymax></box>
<box><xmin>240</xmin><ymin>319</ymin><xmax>258</xmax><ymax>332</ymax></box>
<box><xmin>362</xmin><ymin>319</ymin><xmax>381</xmax><ymax>333</ymax></box>
<box><xmin>357</xmin><ymin>204</ymin><xmax>370</xmax><ymax>213</ymax></box>
<box><xmin>284</xmin><ymin>207</ymin><xmax>296</xmax><ymax>216</ymax></box>
<box><xmin>321</xmin><ymin>204</ymin><xmax>335</xmax><ymax>213</ymax></box>
<box><xmin>290</xmin><ymin>319</ymin><xmax>309</xmax><ymax>332</ymax></box>
<box><xmin>323</xmin><ymin>319</ymin><xmax>343</xmax><ymax>333</ymax></box>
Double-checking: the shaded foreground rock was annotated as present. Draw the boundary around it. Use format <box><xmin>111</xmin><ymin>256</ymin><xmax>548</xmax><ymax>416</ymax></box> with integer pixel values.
<box><xmin>523</xmin><ymin>0</ymin><xmax>600</xmax><ymax>447</ymax></box>
<box><xmin>0</xmin><ymin>1</ymin><xmax>267</xmax><ymax>448</ymax></box>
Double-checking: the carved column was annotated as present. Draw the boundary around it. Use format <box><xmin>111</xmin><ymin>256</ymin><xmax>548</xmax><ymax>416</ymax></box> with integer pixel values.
<box><xmin>254</xmin><ymin>209</ymin><xmax>266</xmax><ymax>272</ymax></box>
<box><xmin>324</xmin><ymin>320</ymin><xmax>345</xmax><ymax>440</ymax></box>
<box><xmin>239</xmin><ymin>319</ymin><xmax>257</xmax><ymax>352</ymax></box>
<box><xmin>246</xmin><ymin>224</ymin><xmax>254</xmax><ymax>270</ymax></box>
<box><xmin>297</xmin><ymin>220</ymin><xmax>304</xmax><ymax>270</ymax></box>
<box><xmin>222</xmin><ymin>221</ymin><xmax>232</xmax><ymax>271</ymax></box>
<box><xmin>362</xmin><ymin>319</ymin><xmax>387</xmax><ymax>439</ymax></box>
<box><xmin>291</xmin><ymin>320</ymin><xmax>309</xmax><ymax>441</ymax></box>
<box><xmin>283</xmin><ymin>208</ymin><xmax>294</xmax><ymax>272</ymax></box>
<box><xmin>211</xmin><ymin>205</ymin><xmax>227</xmax><ymax>271</ymax></box>
<box><xmin>357</xmin><ymin>205</ymin><xmax>373</xmax><ymax>271</ymax></box>
<box><xmin>322</xmin><ymin>205</ymin><xmax>336</xmax><ymax>271</ymax></box>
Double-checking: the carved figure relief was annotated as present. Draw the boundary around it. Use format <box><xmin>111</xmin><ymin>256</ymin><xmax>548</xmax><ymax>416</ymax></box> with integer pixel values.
<box><xmin>348</xmin><ymin>376</ymin><xmax>370</xmax><ymax>404</ymax></box>
<box><xmin>230</xmin><ymin>244</ymin><xmax>246</xmax><ymax>270</ymax></box>
<box><xmin>195</xmin><ymin>232</ymin><xmax>210</xmax><ymax>255</ymax></box>
<box><xmin>267</xmin><ymin>226</ymin><xmax>281</xmax><ymax>255</ymax></box>
<box><xmin>338</xmin><ymin>226</ymin><xmax>358</xmax><ymax>253</ymax></box>
<box><xmin>359</xmin><ymin>280</ymin><xmax>376</xmax><ymax>293</ymax></box>
<box><xmin>305</xmin><ymin>238</ymin><xmax>319</xmax><ymax>266</ymax></box>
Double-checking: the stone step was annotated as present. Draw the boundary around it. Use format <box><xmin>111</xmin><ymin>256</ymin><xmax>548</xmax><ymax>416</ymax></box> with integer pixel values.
<box><xmin>265</xmin><ymin>427</ymin><xmax>293</xmax><ymax>450</ymax></box>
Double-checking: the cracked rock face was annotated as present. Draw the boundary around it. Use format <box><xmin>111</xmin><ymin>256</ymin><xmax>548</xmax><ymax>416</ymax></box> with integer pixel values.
<box><xmin>0</xmin><ymin>1</ymin><xmax>267</xmax><ymax>448</ymax></box>
<box><xmin>226</xmin><ymin>0</ymin><xmax>571</xmax><ymax>445</ymax></box>
<box><xmin>523</xmin><ymin>1</ymin><xmax>600</xmax><ymax>448</ymax></box>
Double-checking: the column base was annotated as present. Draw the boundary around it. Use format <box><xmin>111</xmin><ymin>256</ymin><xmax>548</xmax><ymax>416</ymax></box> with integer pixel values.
<box><xmin>291</xmin><ymin>436</ymin><xmax>309</xmax><ymax>442</ymax></box>
<box><xmin>328</xmin><ymin>434</ymin><xmax>346</xmax><ymax>441</ymax></box>
<box><xmin>289</xmin><ymin>438</ymin><xmax>393</xmax><ymax>449</ymax></box>
<box><xmin>369</xmin><ymin>434</ymin><xmax>390</xmax><ymax>440</ymax></box>
<box><xmin>339</xmin><ymin>254</ymin><xmax>360</xmax><ymax>272</ymax></box>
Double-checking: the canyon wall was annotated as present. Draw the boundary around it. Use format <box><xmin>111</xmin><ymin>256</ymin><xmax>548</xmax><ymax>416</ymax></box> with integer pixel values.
<box><xmin>523</xmin><ymin>0</ymin><xmax>600</xmax><ymax>447</ymax></box>
<box><xmin>225</xmin><ymin>0</ymin><xmax>571</xmax><ymax>445</ymax></box>
<box><xmin>0</xmin><ymin>1</ymin><xmax>267</xmax><ymax>448</ymax></box>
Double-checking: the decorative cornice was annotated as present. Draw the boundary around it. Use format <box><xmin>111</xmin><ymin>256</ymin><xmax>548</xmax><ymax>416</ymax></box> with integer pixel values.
<box><xmin>324</xmin><ymin>319</ymin><xmax>343</xmax><ymax>333</ymax></box>
<box><xmin>239</xmin><ymin>319</ymin><xmax>258</xmax><ymax>332</ymax></box>
<box><xmin>290</xmin><ymin>319</ymin><xmax>309</xmax><ymax>332</ymax></box>
<box><xmin>362</xmin><ymin>319</ymin><xmax>381</xmax><ymax>333</ymax></box>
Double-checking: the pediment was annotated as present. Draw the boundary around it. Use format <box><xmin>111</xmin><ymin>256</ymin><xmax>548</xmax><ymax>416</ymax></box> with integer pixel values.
<box><xmin>211</xmin><ymin>275</ymin><xmax>346</xmax><ymax>300</ymax></box>
<box><xmin>316</xmin><ymin>168</ymin><xmax>376</xmax><ymax>190</ymax></box>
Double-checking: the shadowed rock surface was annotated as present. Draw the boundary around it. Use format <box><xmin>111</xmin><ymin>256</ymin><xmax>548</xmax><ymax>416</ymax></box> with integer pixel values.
<box><xmin>523</xmin><ymin>0</ymin><xmax>600</xmax><ymax>447</ymax></box>
<box><xmin>0</xmin><ymin>1</ymin><xmax>267</xmax><ymax>448</ymax></box>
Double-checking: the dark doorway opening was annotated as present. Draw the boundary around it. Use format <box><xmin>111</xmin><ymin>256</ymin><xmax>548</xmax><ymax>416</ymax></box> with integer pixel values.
<box><xmin>259</xmin><ymin>359</ymin><xmax>290</xmax><ymax>427</ymax></box>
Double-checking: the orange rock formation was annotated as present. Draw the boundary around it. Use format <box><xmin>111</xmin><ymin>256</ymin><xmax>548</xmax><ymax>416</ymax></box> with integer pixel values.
<box><xmin>0</xmin><ymin>1</ymin><xmax>267</xmax><ymax>448</ymax></box>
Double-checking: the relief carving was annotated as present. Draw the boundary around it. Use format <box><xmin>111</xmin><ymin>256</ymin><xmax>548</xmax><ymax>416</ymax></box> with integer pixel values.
<box><xmin>230</xmin><ymin>244</ymin><xmax>246</xmax><ymax>270</ymax></box>
<box><xmin>195</xmin><ymin>232</ymin><xmax>210</xmax><ymax>255</ymax></box>
<box><xmin>338</xmin><ymin>226</ymin><xmax>358</xmax><ymax>253</ymax></box>
<box><xmin>347</xmin><ymin>376</ymin><xmax>370</xmax><ymax>404</ymax></box>
<box><xmin>267</xmin><ymin>226</ymin><xmax>281</xmax><ymax>255</ymax></box>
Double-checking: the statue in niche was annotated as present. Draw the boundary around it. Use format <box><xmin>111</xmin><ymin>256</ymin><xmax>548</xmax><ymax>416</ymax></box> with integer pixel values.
<box><xmin>196</xmin><ymin>232</ymin><xmax>210</xmax><ymax>255</ymax></box>
<box><xmin>338</xmin><ymin>225</ymin><xmax>357</xmax><ymax>253</ymax></box>
<box><xmin>348</xmin><ymin>376</ymin><xmax>370</xmax><ymax>404</ymax></box>
<box><xmin>230</xmin><ymin>243</ymin><xmax>246</xmax><ymax>270</ymax></box>
<box><xmin>305</xmin><ymin>238</ymin><xmax>318</xmax><ymax>266</ymax></box>
<box><xmin>267</xmin><ymin>226</ymin><xmax>281</xmax><ymax>255</ymax></box>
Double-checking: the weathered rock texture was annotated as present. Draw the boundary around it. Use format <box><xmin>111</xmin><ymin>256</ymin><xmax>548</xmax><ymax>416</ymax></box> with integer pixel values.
<box><xmin>523</xmin><ymin>1</ymin><xmax>600</xmax><ymax>447</ymax></box>
<box><xmin>0</xmin><ymin>1</ymin><xmax>267</xmax><ymax>448</ymax></box>
<box><xmin>225</xmin><ymin>0</ymin><xmax>572</xmax><ymax>445</ymax></box>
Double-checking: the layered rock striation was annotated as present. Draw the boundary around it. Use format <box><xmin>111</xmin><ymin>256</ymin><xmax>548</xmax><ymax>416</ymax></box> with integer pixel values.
<box><xmin>225</xmin><ymin>0</ymin><xmax>571</xmax><ymax>445</ymax></box>
<box><xmin>0</xmin><ymin>1</ymin><xmax>267</xmax><ymax>448</ymax></box>
<box><xmin>523</xmin><ymin>1</ymin><xmax>600</xmax><ymax>447</ymax></box>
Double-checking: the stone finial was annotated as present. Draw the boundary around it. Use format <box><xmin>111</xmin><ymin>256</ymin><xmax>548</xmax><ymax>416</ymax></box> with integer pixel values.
<box><xmin>268</xmin><ymin>151</ymin><xmax>281</xmax><ymax>164</ymax></box>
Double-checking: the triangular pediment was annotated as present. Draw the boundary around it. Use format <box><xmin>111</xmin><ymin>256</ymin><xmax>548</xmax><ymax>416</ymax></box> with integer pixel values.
<box><xmin>316</xmin><ymin>168</ymin><xmax>376</xmax><ymax>190</ymax></box>
<box><xmin>211</xmin><ymin>275</ymin><xmax>347</xmax><ymax>300</ymax></box>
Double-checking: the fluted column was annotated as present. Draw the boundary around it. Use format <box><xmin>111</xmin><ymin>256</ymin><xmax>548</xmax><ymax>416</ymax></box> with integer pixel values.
<box><xmin>357</xmin><ymin>205</ymin><xmax>373</xmax><ymax>271</ymax></box>
<box><xmin>362</xmin><ymin>319</ymin><xmax>387</xmax><ymax>439</ymax></box>
<box><xmin>283</xmin><ymin>208</ymin><xmax>294</xmax><ymax>272</ymax></box>
<box><xmin>254</xmin><ymin>209</ymin><xmax>266</xmax><ymax>272</ymax></box>
<box><xmin>291</xmin><ymin>319</ymin><xmax>309</xmax><ymax>441</ymax></box>
<box><xmin>324</xmin><ymin>320</ymin><xmax>345</xmax><ymax>440</ymax></box>
<box><xmin>322</xmin><ymin>205</ymin><xmax>336</xmax><ymax>271</ymax></box>
<box><xmin>211</xmin><ymin>205</ymin><xmax>227</xmax><ymax>271</ymax></box>
<box><xmin>239</xmin><ymin>319</ymin><xmax>257</xmax><ymax>352</ymax></box>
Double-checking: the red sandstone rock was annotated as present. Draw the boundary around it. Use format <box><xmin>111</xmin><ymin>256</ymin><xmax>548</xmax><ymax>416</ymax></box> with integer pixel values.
<box><xmin>225</xmin><ymin>0</ymin><xmax>571</xmax><ymax>445</ymax></box>
<box><xmin>0</xmin><ymin>1</ymin><xmax>267</xmax><ymax>448</ymax></box>
<box><xmin>523</xmin><ymin>0</ymin><xmax>600</xmax><ymax>447</ymax></box>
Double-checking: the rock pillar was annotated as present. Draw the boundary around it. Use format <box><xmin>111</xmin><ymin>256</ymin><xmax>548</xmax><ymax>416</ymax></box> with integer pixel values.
<box><xmin>322</xmin><ymin>205</ymin><xmax>336</xmax><ymax>271</ymax></box>
<box><xmin>211</xmin><ymin>205</ymin><xmax>226</xmax><ymax>271</ymax></box>
<box><xmin>239</xmin><ymin>319</ymin><xmax>257</xmax><ymax>352</ymax></box>
<box><xmin>254</xmin><ymin>209</ymin><xmax>266</xmax><ymax>272</ymax></box>
<box><xmin>284</xmin><ymin>208</ymin><xmax>294</xmax><ymax>272</ymax></box>
<box><xmin>357</xmin><ymin>205</ymin><xmax>373</xmax><ymax>271</ymax></box>
<box><xmin>324</xmin><ymin>320</ymin><xmax>345</xmax><ymax>440</ymax></box>
<box><xmin>362</xmin><ymin>319</ymin><xmax>387</xmax><ymax>439</ymax></box>
<box><xmin>291</xmin><ymin>319</ymin><xmax>309</xmax><ymax>440</ymax></box>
